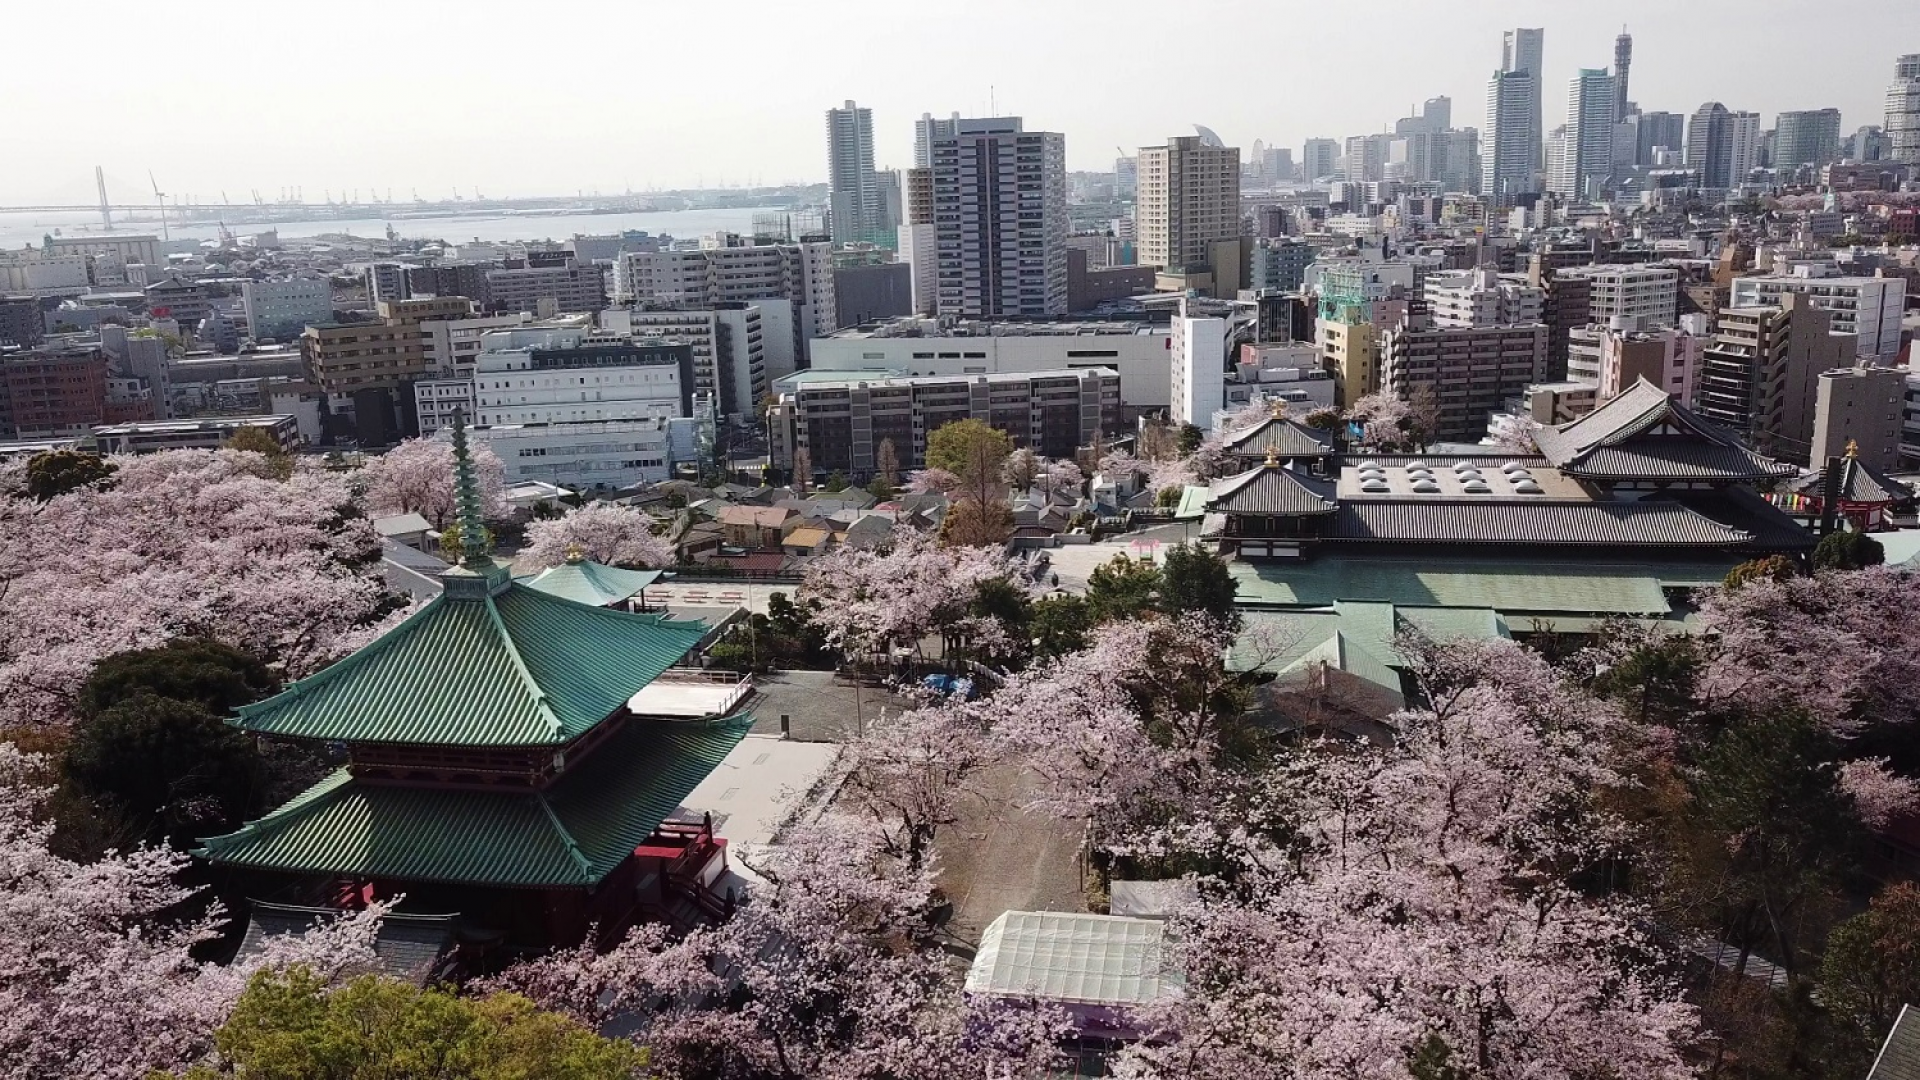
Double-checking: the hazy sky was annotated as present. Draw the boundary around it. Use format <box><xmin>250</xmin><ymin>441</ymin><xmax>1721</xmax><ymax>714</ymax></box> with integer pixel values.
<box><xmin>5</xmin><ymin>0</ymin><xmax>1916</xmax><ymax>204</ymax></box>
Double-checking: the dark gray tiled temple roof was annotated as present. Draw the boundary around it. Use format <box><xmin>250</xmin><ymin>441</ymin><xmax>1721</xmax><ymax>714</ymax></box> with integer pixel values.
<box><xmin>1226</xmin><ymin>417</ymin><xmax>1336</xmax><ymax>459</ymax></box>
<box><xmin>1323</xmin><ymin>499</ymin><xmax>1754</xmax><ymax>547</ymax></box>
<box><xmin>1786</xmin><ymin>457</ymin><xmax>1915</xmax><ymax>505</ymax></box>
<box><xmin>1209</xmin><ymin>464</ymin><xmax>1339</xmax><ymax>515</ymax></box>
<box><xmin>1533</xmin><ymin>377</ymin><xmax>1790</xmax><ymax>482</ymax></box>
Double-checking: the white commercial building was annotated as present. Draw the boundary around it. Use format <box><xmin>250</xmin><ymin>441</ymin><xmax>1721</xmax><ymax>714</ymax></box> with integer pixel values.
<box><xmin>1423</xmin><ymin>269</ymin><xmax>1544</xmax><ymax>328</ymax></box>
<box><xmin>612</xmin><ymin>237</ymin><xmax>834</xmax><ymax>358</ymax></box>
<box><xmin>1171</xmin><ymin>311</ymin><xmax>1227</xmax><ymax>428</ymax></box>
<box><xmin>1560</xmin><ymin>263</ymin><xmax>1681</xmax><ymax>326</ymax></box>
<box><xmin>808</xmin><ymin>316</ymin><xmax>1174</xmax><ymax>416</ymax></box>
<box><xmin>611</xmin><ymin>301</ymin><xmax>791</xmax><ymax>419</ymax></box>
<box><xmin>0</xmin><ymin>253</ymin><xmax>90</xmax><ymax>296</ymax></box>
<box><xmin>1728</xmin><ymin>272</ymin><xmax>1907</xmax><ymax>362</ymax></box>
<box><xmin>422</xmin><ymin>310</ymin><xmax>537</xmax><ymax>378</ymax></box>
<box><xmin>931</xmin><ymin>117</ymin><xmax>1068</xmax><ymax>317</ymax></box>
<box><xmin>241</xmin><ymin>278</ymin><xmax>334</xmax><ymax>343</ymax></box>
<box><xmin>473</xmin><ymin>418</ymin><xmax>676</xmax><ymax>492</ymax></box>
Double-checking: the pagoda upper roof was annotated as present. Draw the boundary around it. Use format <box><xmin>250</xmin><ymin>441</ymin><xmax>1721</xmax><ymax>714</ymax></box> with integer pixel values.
<box><xmin>1532</xmin><ymin>378</ymin><xmax>1793</xmax><ymax>483</ymax></box>
<box><xmin>1786</xmin><ymin>456</ymin><xmax>1915</xmax><ymax>505</ymax></box>
<box><xmin>1224</xmin><ymin>415</ymin><xmax>1336</xmax><ymax>459</ymax></box>
<box><xmin>1208</xmin><ymin>462</ymin><xmax>1339</xmax><ymax>515</ymax></box>
<box><xmin>520</xmin><ymin>559</ymin><xmax>664</xmax><ymax>607</ymax></box>
<box><xmin>234</xmin><ymin>582</ymin><xmax>707</xmax><ymax>747</ymax></box>
<box><xmin>198</xmin><ymin>714</ymin><xmax>751</xmax><ymax>888</ymax></box>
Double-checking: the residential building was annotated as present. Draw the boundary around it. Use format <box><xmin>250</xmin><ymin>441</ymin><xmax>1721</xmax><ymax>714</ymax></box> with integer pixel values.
<box><xmin>613</xmin><ymin>237</ymin><xmax>834</xmax><ymax>358</ymax></box>
<box><xmin>616</xmin><ymin>302</ymin><xmax>786</xmax><ymax>419</ymax></box>
<box><xmin>0</xmin><ymin>297</ymin><xmax>42</xmax><ymax>348</ymax></box>
<box><xmin>808</xmin><ymin>315</ymin><xmax>1174</xmax><ymax>416</ymax></box>
<box><xmin>92</xmin><ymin>415</ymin><xmax>300</xmax><ymax>455</ymax></box>
<box><xmin>768</xmin><ymin>367</ymin><xmax>1119</xmax><ymax>478</ymax></box>
<box><xmin>1249</xmin><ymin>238</ymin><xmax>1317</xmax><ymax>293</ymax></box>
<box><xmin>1423</xmin><ymin>269</ymin><xmax>1544</xmax><ymax>328</ymax></box>
<box><xmin>1136</xmin><ymin>135</ymin><xmax>1242</xmax><ymax>272</ymax></box>
<box><xmin>1727</xmin><ymin>271</ymin><xmax>1906</xmax><ymax>362</ymax></box>
<box><xmin>1813</xmin><ymin>366</ymin><xmax>1905</xmax><ymax>470</ymax></box>
<box><xmin>1379</xmin><ymin>322</ymin><xmax>1549</xmax><ymax>440</ymax></box>
<box><xmin>1696</xmin><ymin>296</ymin><xmax>1857</xmax><ymax>462</ymax></box>
<box><xmin>1888</xmin><ymin>54</ymin><xmax>1920</xmax><ymax>165</ymax></box>
<box><xmin>827</xmin><ymin>100</ymin><xmax>884</xmax><ymax>246</ymax></box>
<box><xmin>1774</xmin><ymin>109</ymin><xmax>1844</xmax><ymax>170</ymax></box>
<box><xmin>242</xmin><ymin>278</ymin><xmax>333</xmax><ymax>343</ymax></box>
<box><xmin>1320</xmin><ymin>318</ymin><xmax>1380</xmax><ymax>407</ymax></box>
<box><xmin>1550</xmin><ymin>69</ymin><xmax>1615</xmax><ymax>200</ymax></box>
<box><xmin>485</xmin><ymin>260</ymin><xmax>606</xmax><ymax>316</ymax></box>
<box><xmin>1581</xmin><ymin>319</ymin><xmax>1704</xmax><ymax>402</ymax></box>
<box><xmin>406</xmin><ymin>263</ymin><xmax>493</xmax><ymax>307</ymax></box>
<box><xmin>914</xmin><ymin>112</ymin><xmax>960</xmax><ymax>169</ymax></box>
<box><xmin>1486</xmin><ymin>69</ymin><xmax>1539</xmax><ymax>202</ymax></box>
<box><xmin>365</xmin><ymin>263</ymin><xmax>409</xmax><ymax>306</ymax></box>
<box><xmin>1302</xmin><ymin>138</ymin><xmax>1341</xmax><ymax>182</ymax></box>
<box><xmin>144</xmin><ymin>275</ymin><xmax>209</xmax><ymax>329</ymax></box>
<box><xmin>302</xmin><ymin>297</ymin><xmax>471</xmax><ymax>444</ymax></box>
<box><xmin>1729</xmin><ymin>111</ymin><xmax>1764</xmax><ymax>182</ymax></box>
<box><xmin>833</xmin><ymin>263</ymin><xmax>913</xmax><ymax>328</ymax></box>
<box><xmin>1172</xmin><ymin>309</ymin><xmax>1227</xmax><ymax>428</ymax></box>
<box><xmin>930</xmin><ymin>117</ymin><xmax>1069</xmax><ymax>317</ymax></box>
<box><xmin>899</xmin><ymin>167</ymin><xmax>937</xmax><ymax>315</ymax></box>
<box><xmin>0</xmin><ymin>345</ymin><xmax>108</xmax><ymax>439</ymax></box>
<box><xmin>1562</xmin><ymin>263</ymin><xmax>1682</xmax><ymax>327</ymax></box>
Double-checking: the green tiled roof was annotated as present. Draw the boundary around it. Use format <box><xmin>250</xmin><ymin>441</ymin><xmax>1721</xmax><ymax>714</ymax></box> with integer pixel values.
<box><xmin>1228</xmin><ymin>556</ymin><xmax>1678</xmax><ymax>615</ymax></box>
<box><xmin>520</xmin><ymin>561</ymin><xmax>665</xmax><ymax>607</ymax></box>
<box><xmin>235</xmin><ymin>584</ymin><xmax>708</xmax><ymax>746</ymax></box>
<box><xmin>198</xmin><ymin>715</ymin><xmax>751</xmax><ymax>888</ymax></box>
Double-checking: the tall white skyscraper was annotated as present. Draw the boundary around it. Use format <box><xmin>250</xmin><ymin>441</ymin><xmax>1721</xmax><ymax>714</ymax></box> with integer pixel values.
<box><xmin>1729</xmin><ymin>111</ymin><xmax>1764</xmax><ymax>183</ymax></box>
<box><xmin>826</xmin><ymin>100</ymin><xmax>882</xmax><ymax>246</ymax></box>
<box><xmin>930</xmin><ymin>117</ymin><xmax>1068</xmax><ymax>317</ymax></box>
<box><xmin>1887</xmin><ymin>54</ymin><xmax>1920</xmax><ymax>165</ymax></box>
<box><xmin>1486</xmin><ymin>69</ymin><xmax>1538</xmax><ymax>203</ymax></box>
<box><xmin>1552</xmin><ymin>68</ymin><xmax>1616</xmax><ymax>200</ymax></box>
<box><xmin>1503</xmin><ymin>27</ymin><xmax>1545</xmax><ymax>168</ymax></box>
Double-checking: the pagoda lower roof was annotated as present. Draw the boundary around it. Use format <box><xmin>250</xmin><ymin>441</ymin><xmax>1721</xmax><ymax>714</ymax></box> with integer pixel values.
<box><xmin>197</xmin><ymin>715</ymin><xmax>751</xmax><ymax>889</ymax></box>
<box><xmin>234</xmin><ymin>582</ymin><xmax>708</xmax><ymax>747</ymax></box>
<box><xmin>520</xmin><ymin>560</ymin><xmax>665</xmax><ymax>607</ymax></box>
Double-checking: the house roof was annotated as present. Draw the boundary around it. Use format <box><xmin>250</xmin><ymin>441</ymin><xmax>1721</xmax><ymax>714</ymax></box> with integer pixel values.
<box><xmin>232</xmin><ymin>583</ymin><xmax>707</xmax><ymax>747</ymax></box>
<box><xmin>1786</xmin><ymin>456</ymin><xmax>1915</xmax><ymax>504</ymax></box>
<box><xmin>373</xmin><ymin>512</ymin><xmax>433</xmax><ymax>537</ymax></box>
<box><xmin>1225</xmin><ymin>415</ymin><xmax>1336</xmax><ymax>459</ymax></box>
<box><xmin>1870</xmin><ymin>1003</ymin><xmax>1920</xmax><ymax>1080</ymax></box>
<box><xmin>520</xmin><ymin>559</ymin><xmax>664</xmax><ymax>607</ymax></box>
<box><xmin>966</xmin><ymin>911</ymin><xmax>1181</xmax><ymax>1008</ymax></box>
<box><xmin>236</xmin><ymin>904</ymin><xmax>456</xmax><ymax>987</ymax></box>
<box><xmin>784</xmin><ymin>526</ymin><xmax>832</xmax><ymax>548</ymax></box>
<box><xmin>1533</xmin><ymin>377</ymin><xmax>1791</xmax><ymax>482</ymax></box>
<box><xmin>1208</xmin><ymin>463</ymin><xmax>1339</xmax><ymax>515</ymax></box>
<box><xmin>199</xmin><ymin>715</ymin><xmax>751</xmax><ymax>888</ymax></box>
<box><xmin>1322</xmin><ymin>499</ymin><xmax>1755</xmax><ymax>547</ymax></box>
<box><xmin>718</xmin><ymin>505</ymin><xmax>796</xmax><ymax>528</ymax></box>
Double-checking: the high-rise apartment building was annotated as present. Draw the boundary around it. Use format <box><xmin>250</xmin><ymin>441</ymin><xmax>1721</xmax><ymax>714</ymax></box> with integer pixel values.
<box><xmin>1551</xmin><ymin>69</ymin><xmax>1616</xmax><ymax>200</ymax></box>
<box><xmin>929</xmin><ymin>117</ymin><xmax>1068</xmax><ymax>318</ymax></box>
<box><xmin>1503</xmin><ymin>27</ymin><xmax>1545</xmax><ymax>170</ymax></box>
<box><xmin>827</xmin><ymin>100</ymin><xmax>883</xmax><ymax>247</ymax></box>
<box><xmin>913</xmin><ymin>112</ymin><xmax>960</xmax><ymax>170</ymax></box>
<box><xmin>613</xmin><ymin>237</ymin><xmax>835</xmax><ymax>358</ymax></box>
<box><xmin>1380</xmin><ymin>322</ymin><xmax>1548</xmax><ymax>441</ymax></box>
<box><xmin>1423</xmin><ymin>269</ymin><xmax>1544</xmax><ymax>328</ymax></box>
<box><xmin>1774</xmin><ymin>109</ymin><xmax>1844</xmax><ymax>169</ymax></box>
<box><xmin>899</xmin><ymin>168</ymin><xmax>938</xmax><ymax>316</ymax></box>
<box><xmin>1729</xmin><ymin>111</ymin><xmax>1763</xmax><ymax>182</ymax></box>
<box><xmin>1696</xmin><ymin>296</ymin><xmax>1856</xmax><ymax>462</ymax></box>
<box><xmin>1887</xmin><ymin>54</ymin><xmax>1920</xmax><ymax>165</ymax></box>
<box><xmin>1686</xmin><ymin>104</ymin><xmax>1762</xmax><ymax>189</ymax></box>
<box><xmin>1136</xmin><ymin>135</ymin><xmax>1242</xmax><ymax>271</ymax></box>
<box><xmin>1636</xmin><ymin>111</ymin><xmax>1685</xmax><ymax>166</ymax></box>
<box><xmin>1613</xmin><ymin>30</ymin><xmax>1633</xmax><ymax>121</ymax></box>
<box><xmin>1486</xmin><ymin>69</ymin><xmax>1539</xmax><ymax>202</ymax></box>
<box><xmin>1728</xmin><ymin>271</ymin><xmax>1907</xmax><ymax>362</ymax></box>
<box><xmin>1813</xmin><ymin>366</ymin><xmax>1905</xmax><ymax>471</ymax></box>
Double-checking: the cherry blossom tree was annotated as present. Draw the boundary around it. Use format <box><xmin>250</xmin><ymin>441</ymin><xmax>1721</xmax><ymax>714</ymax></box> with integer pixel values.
<box><xmin>1345</xmin><ymin>390</ymin><xmax>1425</xmax><ymax>451</ymax></box>
<box><xmin>357</xmin><ymin>435</ymin><xmax>508</xmax><ymax>529</ymax></box>
<box><xmin>1040</xmin><ymin>458</ymin><xmax>1085</xmax><ymax>499</ymax></box>
<box><xmin>1837</xmin><ymin>758</ymin><xmax>1920</xmax><ymax>829</ymax></box>
<box><xmin>1002</xmin><ymin>448</ymin><xmax>1042</xmax><ymax>492</ymax></box>
<box><xmin>0</xmin><ymin>450</ymin><xmax>398</xmax><ymax>728</ymax></box>
<box><xmin>1694</xmin><ymin>566</ymin><xmax>1920</xmax><ymax>736</ymax></box>
<box><xmin>520</xmin><ymin>501</ymin><xmax>676</xmax><ymax>569</ymax></box>
<box><xmin>838</xmin><ymin>702</ymin><xmax>1000</xmax><ymax>870</ymax></box>
<box><xmin>904</xmin><ymin>466</ymin><xmax>960</xmax><ymax>496</ymax></box>
<box><xmin>0</xmin><ymin>742</ymin><xmax>386</xmax><ymax>1079</ymax></box>
<box><xmin>799</xmin><ymin>527</ymin><xmax>1028</xmax><ymax>661</ymax></box>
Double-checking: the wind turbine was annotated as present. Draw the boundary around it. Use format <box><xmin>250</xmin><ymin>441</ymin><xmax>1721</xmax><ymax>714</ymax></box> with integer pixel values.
<box><xmin>148</xmin><ymin>171</ymin><xmax>170</xmax><ymax>241</ymax></box>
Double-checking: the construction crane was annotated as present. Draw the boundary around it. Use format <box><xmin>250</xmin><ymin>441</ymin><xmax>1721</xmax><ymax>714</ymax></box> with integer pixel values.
<box><xmin>148</xmin><ymin>171</ymin><xmax>169</xmax><ymax>241</ymax></box>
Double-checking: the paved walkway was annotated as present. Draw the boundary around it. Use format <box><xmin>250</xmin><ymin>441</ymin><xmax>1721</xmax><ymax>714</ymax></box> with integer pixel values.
<box><xmin>931</xmin><ymin>764</ymin><xmax>1087</xmax><ymax>952</ymax></box>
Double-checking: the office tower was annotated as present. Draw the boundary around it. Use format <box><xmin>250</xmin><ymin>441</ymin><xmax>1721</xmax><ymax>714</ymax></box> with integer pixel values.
<box><xmin>1852</xmin><ymin>125</ymin><xmax>1889</xmax><ymax>162</ymax></box>
<box><xmin>1613</xmin><ymin>30</ymin><xmax>1633</xmax><ymax>121</ymax></box>
<box><xmin>1136</xmin><ymin>134</ymin><xmax>1244</xmax><ymax>270</ymax></box>
<box><xmin>899</xmin><ymin>168</ymin><xmax>937</xmax><ymax>315</ymax></box>
<box><xmin>1424</xmin><ymin>96</ymin><xmax>1452</xmax><ymax>132</ymax></box>
<box><xmin>1728</xmin><ymin>111</ymin><xmax>1763</xmax><ymax>183</ymax></box>
<box><xmin>1889</xmin><ymin>54</ymin><xmax>1920</xmax><ymax>165</ymax></box>
<box><xmin>1302</xmin><ymin>138</ymin><xmax>1340</xmax><ymax>182</ymax></box>
<box><xmin>1686</xmin><ymin>103</ymin><xmax>1736</xmax><ymax>188</ymax></box>
<box><xmin>930</xmin><ymin>117</ymin><xmax>1068</xmax><ymax>317</ymax></box>
<box><xmin>1113</xmin><ymin>155</ymin><xmax>1138</xmax><ymax>199</ymax></box>
<box><xmin>1502</xmin><ymin>27</ymin><xmax>1545</xmax><ymax>169</ymax></box>
<box><xmin>826</xmin><ymin>100</ymin><xmax>882</xmax><ymax>246</ymax></box>
<box><xmin>1553</xmin><ymin>69</ymin><xmax>1616</xmax><ymax>199</ymax></box>
<box><xmin>1341</xmin><ymin>134</ymin><xmax>1392</xmax><ymax>184</ymax></box>
<box><xmin>1636</xmin><ymin>111</ymin><xmax>1685</xmax><ymax>166</ymax></box>
<box><xmin>242</xmin><ymin>278</ymin><xmax>333</xmax><ymax>343</ymax></box>
<box><xmin>1262</xmin><ymin>146</ymin><xmax>1295</xmax><ymax>182</ymax></box>
<box><xmin>1486</xmin><ymin>69</ymin><xmax>1538</xmax><ymax>202</ymax></box>
<box><xmin>913</xmin><ymin>112</ymin><xmax>960</xmax><ymax>169</ymax></box>
<box><xmin>1774</xmin><ymin>109</ymin><xmax>1844</xmax><ymax>169</ymax></box>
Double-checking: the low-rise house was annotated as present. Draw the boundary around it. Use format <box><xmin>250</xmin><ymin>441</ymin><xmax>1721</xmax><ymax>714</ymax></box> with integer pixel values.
<box><xmin>781</xmin><ymin>524</ymin><xmax>834</xmax><ymax>557</ymax></box>
<box><xmin>719</xmin><ymin>505</ymin><xmax>799</xmax><ymax>550</ymax></box>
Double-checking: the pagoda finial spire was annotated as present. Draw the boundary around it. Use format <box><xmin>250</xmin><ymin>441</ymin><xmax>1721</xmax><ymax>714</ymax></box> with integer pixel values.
<box><xmin>1845</xmin><ymin>438</ymin><xmax>1859</xmax><ymax>459</ymax></box>
<box><xmin>449</xmin><ymin>409</ymin><xmax>491</xmax><ymax>569</ymax></box>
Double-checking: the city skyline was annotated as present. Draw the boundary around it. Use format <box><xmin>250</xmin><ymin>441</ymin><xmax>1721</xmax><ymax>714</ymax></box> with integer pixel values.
<box><xmin>2</xmin><ymin>0</ymin><xmax>1916</xmax><ymax>204</ymax></box>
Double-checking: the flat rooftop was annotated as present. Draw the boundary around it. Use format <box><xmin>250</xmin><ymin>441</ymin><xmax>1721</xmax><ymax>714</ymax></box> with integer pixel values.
<box><xmin>778</xmin><ymin>367</ymin><xmax>1118</xmax><ymax>392</ymax></box>
<box><xmin>827</xmin><ymin>316</ymin><xmax>1163</xmax><ymax>340</ymax></box>
<box><xmin>1337</xmin><ymin>460</ymin><xmax>1589</xmax><ymax>501</ymax></box>
<box><xmin>93</xmin><ymin>415</ymin><xmax>291</xmax><ymax>435</ymax></box>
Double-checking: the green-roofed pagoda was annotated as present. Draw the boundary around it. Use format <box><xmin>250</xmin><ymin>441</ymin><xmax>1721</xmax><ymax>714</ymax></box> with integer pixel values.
<box><xmin>521</xmin><ymin>549</ymin><xmax>665</xmax><ymax>610</ymax></box>
<box><xmin>199</xmin><ymin>414</ymin><xmax>751</xmax><ymax>949</ymax></box>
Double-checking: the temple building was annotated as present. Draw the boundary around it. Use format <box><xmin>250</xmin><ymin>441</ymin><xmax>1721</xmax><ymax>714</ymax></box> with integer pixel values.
<box><xmin>199</xmin><ymin>415</ymin><xmax>751</xmax><ymax>951</ymax></box>
<box><xmin>1776</xmin><ymin>441</ymin><xmax>1915</xmax><ymax>533</ymax></box>
<box><xmin>1217</xmin><ymin>408</ymin><xmax>1337</xmax><ymax>475</ymax></box>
